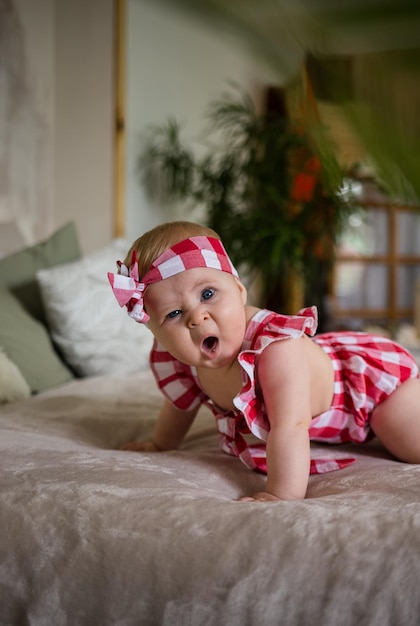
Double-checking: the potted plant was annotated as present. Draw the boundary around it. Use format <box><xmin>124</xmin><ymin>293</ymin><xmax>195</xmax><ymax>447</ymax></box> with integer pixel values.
<box><xmin>138</xmin><ymin>86</ymin><xmax>353</xmax><ymax>328</ymax></box>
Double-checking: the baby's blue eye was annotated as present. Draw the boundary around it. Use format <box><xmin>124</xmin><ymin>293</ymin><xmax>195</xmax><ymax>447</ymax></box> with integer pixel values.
<box><xmin>166</xmin><ymin>309</ymin><xmax>182</xmax><ymax>319</ymax></box>
<box><xmin>202</xmin><ymin>288</ymin><xmax>215</xmax><ymax>300</ymax></box>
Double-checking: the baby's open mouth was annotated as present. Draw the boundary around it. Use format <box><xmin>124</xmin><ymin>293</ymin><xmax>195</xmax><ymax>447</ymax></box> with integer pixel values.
<box><xmin>202</xmin><ymin>336</ymin><xmax>218</xmax><ymax>353</ymax></box>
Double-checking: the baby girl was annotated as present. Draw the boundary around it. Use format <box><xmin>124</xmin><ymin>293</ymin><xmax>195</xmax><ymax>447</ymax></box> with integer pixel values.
<box><xmin>108</xmin><ymin>221</ymin><xmax>420</xmax><ymax>502</ymax></box>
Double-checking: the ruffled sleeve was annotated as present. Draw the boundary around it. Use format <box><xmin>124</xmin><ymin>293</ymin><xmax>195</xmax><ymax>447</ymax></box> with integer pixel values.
<box><xmin>234</xmin><ymin>307</ymin><xmax>319</xmax><ymax>442</ymax></box>
<box><xmin>247</xmin><ymin>306</ymin><xmax>318</xmax><ymax>351</ymax></box>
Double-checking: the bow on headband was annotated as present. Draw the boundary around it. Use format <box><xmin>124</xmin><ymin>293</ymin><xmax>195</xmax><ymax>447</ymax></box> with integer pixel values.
<box><xmin>107</xmin><ymin>250</ymin><xmax>149</xmax><ymax>323</ymax></box>
<box><xmin>107</xmin><ymin>236</ymin><xmax>238</xmax><ymax>324</ymax></box>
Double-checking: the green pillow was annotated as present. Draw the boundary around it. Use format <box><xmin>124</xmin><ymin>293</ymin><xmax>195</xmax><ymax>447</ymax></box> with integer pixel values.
<box><xmin>0</xmin><ymin>222</ymin><xmax>81</xmax><ymax>326</ymax></box>
<box><xmin>0</xmin><ymin>289</ymin><xmax>74</xmax><ymax>393</ymax></box>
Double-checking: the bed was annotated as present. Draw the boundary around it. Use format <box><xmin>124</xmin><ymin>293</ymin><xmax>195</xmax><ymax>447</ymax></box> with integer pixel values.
<box><xmin>1</xmin><ymin>225</ymin><xmax>420</xmax><ymax>625</ymax></box>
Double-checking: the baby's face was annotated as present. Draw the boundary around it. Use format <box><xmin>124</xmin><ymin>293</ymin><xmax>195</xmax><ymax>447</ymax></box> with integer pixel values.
<box><xmin>144</xmin><ymin>267</ymin><xmax>247</xmax><ymax>370</ymax></box>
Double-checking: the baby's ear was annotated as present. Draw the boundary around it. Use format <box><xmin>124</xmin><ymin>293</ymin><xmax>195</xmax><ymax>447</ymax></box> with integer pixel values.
<box><xmin>234</xmin><ymin>277</ymin><xmax>248</xmax><ymax>304</ymax></box>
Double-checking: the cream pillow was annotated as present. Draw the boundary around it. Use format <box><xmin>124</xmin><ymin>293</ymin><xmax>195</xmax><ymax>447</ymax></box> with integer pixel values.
<box><xmin>36</xmin><ymin>240</ymin><xmax>154</xmax><ymax>377</ymax></box>
<box><xmin>0</xmin><ymin>348</ymin><xmax>31</xmax><ymax>403</ymax></box>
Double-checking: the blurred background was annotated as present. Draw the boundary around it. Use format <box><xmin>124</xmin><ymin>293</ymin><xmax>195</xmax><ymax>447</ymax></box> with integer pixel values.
<box><xmin>1</xmin><ymin>0</ymin><xmax>420</xmax><ymax>338</ymax></box>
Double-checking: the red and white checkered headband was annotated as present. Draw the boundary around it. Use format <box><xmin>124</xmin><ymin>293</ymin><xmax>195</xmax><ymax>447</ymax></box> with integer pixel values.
<box><xmin>107</xmin><ymin>236</ymin><xmax>239</xmax><ymax>324</ymax></box>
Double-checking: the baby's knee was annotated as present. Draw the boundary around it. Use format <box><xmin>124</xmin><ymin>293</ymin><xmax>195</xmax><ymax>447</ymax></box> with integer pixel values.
<box><xmin>370</xmin><ymin>379</ymin><xmax>420</xmax><ymax>463</ymax></box>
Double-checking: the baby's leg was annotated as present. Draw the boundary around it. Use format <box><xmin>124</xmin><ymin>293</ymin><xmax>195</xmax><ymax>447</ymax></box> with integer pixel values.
<box><xmin>370</xmin><ymin>378</ymin><xmax>420</xmax><ymax>463</ymax></box>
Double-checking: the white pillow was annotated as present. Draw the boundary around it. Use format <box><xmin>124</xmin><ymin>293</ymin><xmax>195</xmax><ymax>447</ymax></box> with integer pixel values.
<box><xmin>0</xmin><ymin>348</ymin><xmax>31</xmax><ymax>403</ymax></box>
<box><xmin>36</xmin><ymin>240</ymin><xmax>153</xmax><ymax>377</ymax></box>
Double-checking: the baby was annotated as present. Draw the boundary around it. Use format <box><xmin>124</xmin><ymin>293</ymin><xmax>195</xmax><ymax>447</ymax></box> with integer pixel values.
<box><xmin>108</xmin><ymin>221</ymin><xmax>420</xmax><ymax>502</ymax></box>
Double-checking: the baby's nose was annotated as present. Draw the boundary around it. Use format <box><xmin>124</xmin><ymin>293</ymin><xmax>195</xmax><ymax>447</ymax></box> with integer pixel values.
<box><xmin>187</xmin><ymin>306</ymin><xmax>209</xmax><ymax>328</ymax></box>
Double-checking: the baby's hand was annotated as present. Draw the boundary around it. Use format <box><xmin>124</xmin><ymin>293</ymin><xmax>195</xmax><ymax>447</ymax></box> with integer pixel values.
<box><xmin>119</xmin><ymin>440</ymin><xmax>162</xmax><ymax>452</ymax></box>
<box><xmin>237</xmin><ymin>491</ymin><xmax>282</xmax><ymax>503</ymax></box>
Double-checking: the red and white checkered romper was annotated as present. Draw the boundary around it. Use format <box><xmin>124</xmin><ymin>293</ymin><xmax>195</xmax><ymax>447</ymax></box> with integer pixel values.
<box><xmin>150</xmin><ymin>307</ymin><xmax>418</xmax><ymax>475</ymax></box>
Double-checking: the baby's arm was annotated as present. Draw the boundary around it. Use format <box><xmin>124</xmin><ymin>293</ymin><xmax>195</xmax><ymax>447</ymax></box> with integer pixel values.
<box><xmin>239</xmin><ymin>337</ymin><xmax>312</xmax><ymax>502</ymax></box>
<box><xmin>120</xmin><ymin>398</ymin><xmax>199</xmax><ymax>452</ymax></box>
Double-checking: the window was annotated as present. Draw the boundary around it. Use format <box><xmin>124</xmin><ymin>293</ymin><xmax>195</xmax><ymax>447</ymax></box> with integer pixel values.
<box><xmin>329</xmin><ymin>177</ymin><xmax>420</xmax><ymax>333</ymax></box>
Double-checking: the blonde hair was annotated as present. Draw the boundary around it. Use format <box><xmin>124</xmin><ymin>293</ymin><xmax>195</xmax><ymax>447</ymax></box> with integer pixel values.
<box><xmin>124</xmin><ymin>221</ymin><xmax>221</xmax><ymax>279</ymax></box>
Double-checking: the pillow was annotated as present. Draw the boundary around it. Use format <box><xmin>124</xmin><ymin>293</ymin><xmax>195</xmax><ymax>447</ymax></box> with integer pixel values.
<box><xmin>36</xmin><ymin>240</ymin><xmax>154</xmax><ymax>377</ymax></box>
<box><xmin>0</xmin><ymin>289</ymin><xmax>75</xmax><ymax>393</ymax></box>
<box><xmin>0</xmin><ymin>348</ymin><xmax>31</xmax><ymax>404</ymax></box>
<box><xmin>0</xmin><ymin>222</ymin><xmax>81</xmax><ymax>326</ymax></box>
